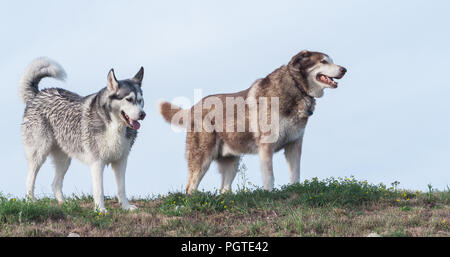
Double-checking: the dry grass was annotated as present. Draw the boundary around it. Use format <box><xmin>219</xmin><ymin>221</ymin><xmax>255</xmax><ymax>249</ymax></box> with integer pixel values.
<box><xmin>0</xmin><ymin>177</ymin><xmax>448</xmax><ymax>237</ymax></box>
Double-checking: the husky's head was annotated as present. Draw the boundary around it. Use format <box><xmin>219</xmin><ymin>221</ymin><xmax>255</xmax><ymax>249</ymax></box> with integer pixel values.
<box><xmin>288</xmin><ymin>50</ymin><xmax>347</xmax><ymax>98</ymax></box>
<box><xmin>105</xmin><ymin>67</ymin><xmax>146</xmax><ymax>130</ymax></box>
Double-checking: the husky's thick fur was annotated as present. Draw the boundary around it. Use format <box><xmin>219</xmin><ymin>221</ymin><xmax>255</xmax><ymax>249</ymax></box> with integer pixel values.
<box><xmin>159</xmin><ymin>50</ymin><xmax>346</xmax><ymax>194</ymax></box>
<box><xmin>19</xmin><ymin>57</ymin><xmax>146</xmax><ymax>212</ymax></box>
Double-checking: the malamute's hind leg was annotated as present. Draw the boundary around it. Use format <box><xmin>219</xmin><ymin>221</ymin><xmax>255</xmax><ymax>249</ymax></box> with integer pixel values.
<box><xmin>217</xmin><ymin>156</ymin><xmax>240</xmax><ymax>193</ymax></box>
<box><xmin>50</xmin><ymin>148</ymin><xmax>71</xmax><ymax>203</ymax></box>
<box><xmin>186</xmin><ymin>157</ymin><xmax>213</xmax><ymax>195</ymax></box>
<box><xmin>185</xmin><ymin>133</ymin><xmax>216</xmax><ymax>195</ymax></box>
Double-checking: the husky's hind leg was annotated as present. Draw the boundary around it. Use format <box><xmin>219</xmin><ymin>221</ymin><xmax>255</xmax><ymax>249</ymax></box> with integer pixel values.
<box><xmin>24</xmin><ymin>141</ymin><xmax>52</xmax><ymax>201</ymax></box>
<box><xmin>22</xmin><ymin>118</ymin><xmax>54</xmax><ymax>201</ymax></box>
<box><xmin>50</xmin><ymin>148</ymin><xmax>71</xmax><ymax>203</ymax></box>
<box><xmin>25</xmin><ymin>149</ymin><xmax>48</xmax><ymax>200</ymax></box>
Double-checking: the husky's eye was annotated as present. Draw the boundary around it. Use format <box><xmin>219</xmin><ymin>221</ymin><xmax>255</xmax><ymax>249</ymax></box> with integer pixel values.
<box><xmin>126</xmin><ymin>98</ymin><xmax>133</xmax><ymax>103</ymax></box>
<box><xmin>320</xmin><ymin>60</ymin><xmax>328</xmax><ymax>64</ymax></box>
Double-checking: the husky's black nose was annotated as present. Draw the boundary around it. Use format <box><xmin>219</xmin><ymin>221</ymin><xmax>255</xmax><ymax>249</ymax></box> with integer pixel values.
<box><xmin>139</xmin><ymin>111</ymin><xmax>146</xmax><ymax>120</ymax></box>
<box><xmin>340</xmin><ymin>67</ymin><xmax>347</xmax><ymax>73</ymax></box>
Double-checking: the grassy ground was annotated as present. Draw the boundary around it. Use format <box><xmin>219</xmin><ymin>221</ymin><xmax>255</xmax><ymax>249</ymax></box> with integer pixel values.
<box><xmin>0</xmin><ymin>176</ymin><xmax>448</xmax><ymax>237</ymax></box>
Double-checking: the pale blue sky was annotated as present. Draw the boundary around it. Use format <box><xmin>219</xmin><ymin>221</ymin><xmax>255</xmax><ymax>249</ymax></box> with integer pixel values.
<box><xmin>0</xmin><ymin>0</ymin><xmax>449</xmax><ymax>198</ymax></box>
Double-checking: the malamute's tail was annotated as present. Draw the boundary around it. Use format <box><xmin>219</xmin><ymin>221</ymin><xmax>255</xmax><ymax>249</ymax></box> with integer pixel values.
<box><xmin>158</xmin><ymin>101</ymin><xmax>190</xmax><ymax>127</ymax></box>
<box><xmin>19</xmin><ymin>57</ymin><xmax>67</xmax><ymax>104</ymax></box>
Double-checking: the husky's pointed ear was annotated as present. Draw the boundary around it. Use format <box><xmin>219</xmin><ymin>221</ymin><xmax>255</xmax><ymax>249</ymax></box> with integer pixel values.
<box><xmin>107</xmin><ymin>69</ymin><xmax>119</xmax><ymax>92</ymax></box>
<box><xmin>132</xmin><ymin>67</ymin><xmax>144</xmax><ymax>86</ymax></box>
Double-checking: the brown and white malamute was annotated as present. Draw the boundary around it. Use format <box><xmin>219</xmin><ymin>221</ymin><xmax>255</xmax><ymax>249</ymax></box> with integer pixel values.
<box><xmin>159</xmin><ymin>50</ymin><xmax>346</xmax><ymax>194</ymax></box>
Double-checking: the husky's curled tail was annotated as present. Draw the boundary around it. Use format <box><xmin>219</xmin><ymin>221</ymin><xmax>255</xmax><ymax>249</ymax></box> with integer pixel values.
<box><xmin>19</xmin><ymin>57</ymin><xmax>67</xmax><ymax>104</ymax></box>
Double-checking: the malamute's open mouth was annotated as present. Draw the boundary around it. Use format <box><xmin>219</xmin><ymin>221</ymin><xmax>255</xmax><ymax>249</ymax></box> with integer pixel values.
<box><xmin>317</xmin><ymin>73</ymin><xmax>339</xmax><ymax>88</ymax></box>
<box><xmin>121</xmin><ymin>111</ymin><xmax>141</xmax><ymax>130</ymax></box>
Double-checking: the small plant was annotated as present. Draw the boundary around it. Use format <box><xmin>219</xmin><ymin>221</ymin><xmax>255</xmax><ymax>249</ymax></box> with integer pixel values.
<box><xmin>391</xmin><ymin>181</ymin><xmax>401</xmax><ymax>191</ymax></box>
<box><xmin>85</xmin><ymin>210</ymin><xmax>113</xmax><ymax>228</ymax></box>
<box><xmin>281</xmin><ymin>176</ymin><xmax>401</xmax><ymax>208</ymax></box>
<box><xmin>248</xmin><ymin>221</ymin><xmax>266</xmax><ymax>236</ymax></box>
<box><xmin>0</xmin><ymin>196</ymin><xmax>65</xmax><ymax>224</ymax></box>
<box><xmin>235</xmin><ymin>162</ymin><xmax>257</xmax><ymax>193</ymax></box>
<box><xmin>388</xmin><ymin>228</ymin><xmax>409</xmax><ymax>237</ymax></box>
<box><xmin>400</xmin><ymin>206</ymin><xmax>412</xmax><ymax>212</ymax></box>
<box><xmin>158</xmin><ymin>191</ymin><xmax>236</xmax><ymax>216</ymax></box>
<box><xmin>426</xmin><ymin>184</ymin><xmax>436</xmax><ymax>204</ymax></box>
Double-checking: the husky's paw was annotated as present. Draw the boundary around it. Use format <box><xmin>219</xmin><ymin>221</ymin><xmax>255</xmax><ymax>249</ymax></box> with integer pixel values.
<box><xmin>26</xmin><ymin>194</ymin><xmax>36</xmax><ymax>202</ymax></box>
<box><xmin>123</xmin><ymin>204</ymin><xmax>138</xmax><ymax>211</ymax></box>
<box><xmin>220</xmin><ymin>188</ymin><xmax>232</xmax><ymax>194</ymax></box>
<box><xmin>95</xmin><ymin>207</ymin><xmax>108</xmax><ymax>214</ymax></box>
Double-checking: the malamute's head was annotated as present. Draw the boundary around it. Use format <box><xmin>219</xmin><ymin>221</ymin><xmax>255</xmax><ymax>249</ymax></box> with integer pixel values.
<box><xmin>105</xmin><ymin>67</ymin><xmax>146</xmax><ymax>130</ymax></box>
<box><xmin>288</xmin><ymin>50</ymin><xmax>347</xmax><ymax>98</ymax></box>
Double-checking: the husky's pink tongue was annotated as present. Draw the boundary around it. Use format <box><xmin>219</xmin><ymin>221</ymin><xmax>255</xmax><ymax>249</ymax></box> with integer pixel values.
<box><xmin>130</xmin><ymin>119</ymin><xmax>141</xmax><ymax>130</ymax></box>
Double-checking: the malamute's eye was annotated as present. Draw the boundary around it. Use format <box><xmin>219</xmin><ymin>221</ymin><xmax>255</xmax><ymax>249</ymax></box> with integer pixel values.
<box><xmin>320</xmin><ymin>60</ymin><xmax>328</xmax><ymax>64</ymax></box>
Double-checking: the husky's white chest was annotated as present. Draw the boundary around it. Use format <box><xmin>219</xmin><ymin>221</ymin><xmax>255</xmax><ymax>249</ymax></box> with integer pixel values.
<box><xmin>99</xmin><ymin>122</ymin><xmax>131</xmax><ymax>162</ymax></box>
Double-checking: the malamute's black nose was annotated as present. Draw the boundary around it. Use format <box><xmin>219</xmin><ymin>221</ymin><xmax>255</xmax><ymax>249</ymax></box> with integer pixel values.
<box><xmin>139</xmin><ymin>111</ymin><xmax>146</xmax><ymax>120</ymax></box>
<box><xmin>340</xmin><ymin>67</ymin><xmax>347</xmax><ymax>73</ymax></box>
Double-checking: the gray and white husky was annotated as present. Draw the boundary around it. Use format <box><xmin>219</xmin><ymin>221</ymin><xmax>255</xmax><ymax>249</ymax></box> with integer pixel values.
<box><xmin>19</xmin><ymin>57</ymin><xmax>146</xmax><ymax>212</ymax></box>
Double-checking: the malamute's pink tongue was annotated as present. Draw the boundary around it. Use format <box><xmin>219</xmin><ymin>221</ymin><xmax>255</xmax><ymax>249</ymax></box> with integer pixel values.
<box><xmin>130</xmin><ymin>119</ymin><xmax>141</xmax><ymax>130</ymax></box>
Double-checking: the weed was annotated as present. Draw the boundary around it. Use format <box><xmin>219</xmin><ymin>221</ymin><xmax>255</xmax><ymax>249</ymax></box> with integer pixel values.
<box><xmin>0</xmin><ymin>196</ymin><xmax>65</xmax><ymax>224</ymax></box>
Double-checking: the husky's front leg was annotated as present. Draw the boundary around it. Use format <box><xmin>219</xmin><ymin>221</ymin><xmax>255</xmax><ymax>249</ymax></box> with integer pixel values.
<box><xmin>112</xmin><ymin>157</ymin><xmax>137</xmax><ymax>211</ymax></box>
<box><xmin>90</xmin><ymin>161</ymin><xmax>107</xmax><ymax>212</ymax></box>
<box><xmin>258</xmin><ymin>144</ymin><xmax>275</xmax><ymax>191</ymax></box>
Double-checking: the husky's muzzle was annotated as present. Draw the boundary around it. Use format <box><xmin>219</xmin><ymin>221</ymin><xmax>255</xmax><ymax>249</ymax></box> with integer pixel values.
<box><xmin>121</xmin><ymin>111</ymin><xmax>146</xmax><ymax>130</ymax></box>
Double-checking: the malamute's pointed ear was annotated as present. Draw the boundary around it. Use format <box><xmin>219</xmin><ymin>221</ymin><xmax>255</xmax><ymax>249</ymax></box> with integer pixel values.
<box><xmin>132</xmin><ymin>67</ymin><xmax>144</xmax><ymax>86</ymax></box>
<box><xmin>107</xmin><ymin>69</ymin><xmax>119</xmax><ymax>92</ymax></box>
<box><xmin>290</xmin><ymin>50</ymin><xmax>311</xmax><ymax>65</ymax></box>
<box><xmin>299</xmin><ymin>50</ymin><xmax>310</xmax><ymax>56</ymax></box>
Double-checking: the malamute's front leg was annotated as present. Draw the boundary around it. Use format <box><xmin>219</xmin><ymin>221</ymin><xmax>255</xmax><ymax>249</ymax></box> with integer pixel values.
<box><xmin>284</xmin><ymin>138</ymin><xmax>303</xmax><ymax>184</ymax></box>
<box><xmin>90</xmin><ymin>161</ymin><xmax>107</xmax><ymax>212</ymax></box>
<box><xmin>258</xmin><ymin>144</ymin><xmax>275</xmax><ymax>191</ymax></box>
<box><xmin>112</xmin><ymin>158</ymin><xmax>137</xmax><ymax>211</ymax></box>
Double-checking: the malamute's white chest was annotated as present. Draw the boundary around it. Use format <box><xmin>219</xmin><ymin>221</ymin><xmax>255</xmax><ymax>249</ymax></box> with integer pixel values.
<box><xmin>275</xmin><ymin>117</ymin><xmax>306</xmax><ymax>148</ymax></box>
